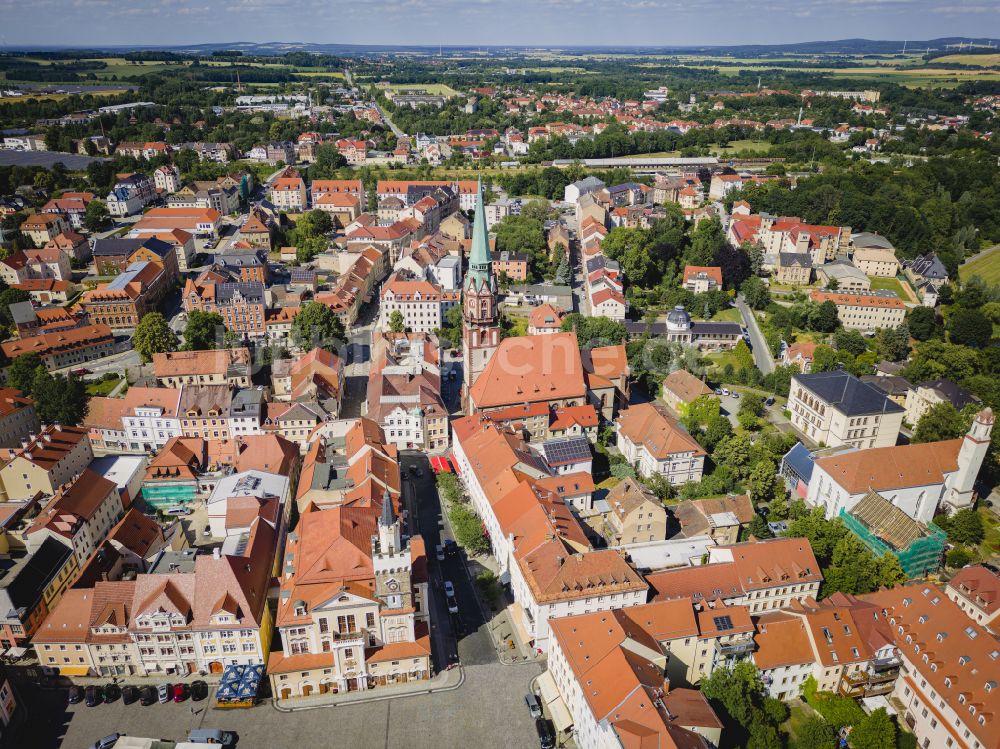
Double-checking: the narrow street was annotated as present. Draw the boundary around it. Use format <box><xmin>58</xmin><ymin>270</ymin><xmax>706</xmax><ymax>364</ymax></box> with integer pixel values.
<box><xmin>735</xmin><ymin>294</ymin><xmax>775</xmax><ymax>374</ymax></box>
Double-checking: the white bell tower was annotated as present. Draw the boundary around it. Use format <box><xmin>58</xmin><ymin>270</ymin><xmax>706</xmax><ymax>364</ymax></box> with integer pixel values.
<box><xmin>946</xmin><ymin>407</ymin><xmax>994</xmax><ymax>512</ymax></box>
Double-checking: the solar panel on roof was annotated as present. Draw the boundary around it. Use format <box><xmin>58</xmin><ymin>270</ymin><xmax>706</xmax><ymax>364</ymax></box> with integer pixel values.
<box><xmin>713</xmin><ymin>615</ymin><xmax>733</xmax><ymax>631</ymax></box>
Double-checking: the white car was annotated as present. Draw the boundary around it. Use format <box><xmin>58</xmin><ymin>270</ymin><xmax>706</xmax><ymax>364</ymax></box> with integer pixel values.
<box><xmin>444</xmin><ymin>580</ymin><xmax>455</xmax><ymax>597</ymax></box>
<box><xmin>436</xmin><ymin>544</ymin><xmax>445</xmax><ymax>562</ymax></box>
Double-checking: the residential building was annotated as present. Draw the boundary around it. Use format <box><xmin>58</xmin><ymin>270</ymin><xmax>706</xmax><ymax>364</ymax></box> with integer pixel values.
<box><xmin>670</xmin><ymin>494</ymin><xmax>754</xmax><ymax>546</ymax></box>
<box><xmin>527</xmin><ymin>303</ymin><xmax>563</xmax><ymax>335</ymax></box>
<box><xmin>0</xmin><ymin>425</ymin><xmax>92</xmax><ymax>502</ymax></box>
<box><xmin>903</xmin><ymin>253</ymin><xmax>949</xmax><ymax>289</ymax></box>
<box><xmin>646</xmin><ymin>537</ymin><xmax>823</xmax><ymax>614</ymax></box>
<box><xmin>183</xmin><ymin>275</ymin><xmax>266</xmax><ymax>338</ymax></box>
<box><xmin>153</xmin><ymin>348</ymin><xmax>252</xmax><ymax>389</ymax></box>
<box><xmin>616</xmin><ymin>402</ymin><xmax>706</xmax><ymax>484</ymax></box>
<box><xmin>853</xmin><ymin>246</ymin><xmax>900</xmax><ymax>277</ymax></box>
<box><xmin>25</xmin><ymin>470</ymin><xmax>124</xmax><ymax>564</ymax></box>
<box><xmin>154</xmin><ymin>165</ymin><xmax>182</xmax><ymax>194</ymax></box>
<box><xmin>40</xmin><ymin>192</ymin><xmax>93</xmax><ymax>231</ymax></box>
<box><xmin>270</xmin><ymin>347</ymin><xmax>344</xmax><ymax>414</ymax></box>
<box><xmin>661</xmin><ymin>369</ymin><xmax>713</xmax><ymax>416</ymax></box>
<box><xmin>378</xmin><ymin>274</ymin><xmax>460</xmax><ymax>333</ymax></box>
<box><xmin>131</xmin><ymin>207</ymin><xmax>221</xmax><ymax>239</ymax></box>
<box><xmin>946</xmin><ymin>566</ymin><xmax>1000</xmax><ymax>633</ymax></box>
<box><xmin>367</xmin><ymin>332</ymin><xmax>448</xmax><ymax>452</ymax></box>
<box><xmin>905</xmin><ymin>379</ymin><xmax>980</xmax><ymax>428</ymax></box>
<box><xmin>19</xmin><ymin>213</ymin><xmax>68</xmax><ymax>246</ymax></box>
<box><xmin>0</xmin><ymin>389</ymin><xmax>38</xmax><ymax>449</ymax></box>
<box><xmin>782</xmin><ymin>341</ymin><xmax>817</xmax><ymax>373</ymax></box>
<box><xmin>0</xmin><ymin>324</ymin><xmax>115</xmax><ymax>371</ymax></box>
<box><xmin>545</xmin><ymin>606</ymin><xmax>722</xmax><ymax>749</ymax></box>
<box><xmin>602</xmin><ymin>477</ymin><xmax>667</xmax><ymax>545</ymax></box>
<box><xmin>809</xmin><ymin>290</ymin><xmax>906</xmax><ymax>331</ymax></box>
<box><xmin>268</xmin><ymin>170</ymin><xmax>308</xmax><ymax>212</ymax></box>
<box><xmin>105</xmin><ymin>173</ymin><xmax>156</xmax><ymax>218</ymax></box>
<box><xmin>775</xmin><ymin>252</ymin><xmax>813</xmax><ymax>285</ymax></box>
<box><xmin>0</xmin><ymin>538</ymin><xmax>79</xmax><ymax>648</ymax></box>
<box><xmin>788</xmin><ymin>370</ymin><xmax>905</xmax><ymax>449</ymax></box>
<box><xmin>682</xmin><ymin>265</ymin><xmax>723</xmax><ymax>293</ymax></box>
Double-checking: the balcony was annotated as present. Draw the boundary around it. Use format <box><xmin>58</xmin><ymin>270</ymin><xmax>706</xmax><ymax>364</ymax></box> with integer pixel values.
<box><xmin>718</xmin><ymin>639</ymin><xmax>756</xmax><ymax>656</ymax></box>
<box><xmin>837</xmin><ymin>665</ymin><xmax>901</xmax><ymax>698</ymax></box>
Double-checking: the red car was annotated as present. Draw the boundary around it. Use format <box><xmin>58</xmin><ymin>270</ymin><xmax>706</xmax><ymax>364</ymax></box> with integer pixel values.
<box><xmin>172</xmin><ymin>683</ymin><xmax>188</xmax><ymax>702</ymax></box>
<box><xmin>71</xmin><ymin>368</ymin><xmax>92</xmax><ymax>376</ymax></box>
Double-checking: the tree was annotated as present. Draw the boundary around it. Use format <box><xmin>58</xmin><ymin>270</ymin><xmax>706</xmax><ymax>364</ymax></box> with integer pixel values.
<box><xmin>388</xmin><ymin>310</ymin><xmax>405</xmax><ymax>333</ymax></box>
<box><xmin>733</xmin><ymin>339</ymin><xmax>755</xmax><ymax>372</ymax></box>
<box><xmin>913</xmin><ymin>402</ymin><xmax>966</xmax><ymax>443</ymax></box>
<box><xmin>873</xmin><ymin>324</ymin><xmax>910</xmax><ymax>362</ymax></box>
<box><xmin>946</xmin><ymin>546</ymin><xmax>973</xmax><ymax>568</ymax></box>
<box><xmin>849</xmin><ymin>708</ymin><xmax>896</xmax><ymax>749</ymax></box>
<box><xmin>448</xmin><ymin>501</ymin><xmax>490</xmax><ymax>555</ymax></box>
<box><xmin>133</xmin><ymin>312</ymin><xmax>178</xmax><ymax>363</ymax></box>
<box><xmin>701</xmin><ymin>413</ymin><xmax>733</xmax><ymax>452</ymax></box>
<box><xmin>291</xmin><ymin>301</ymin><xmax>345</xmax><ymax>352</ymax></box>
<box><xmin>948</xmin><ymin>308</ymin><xmax>993</xmax><ymax>348</ymax></box>
<box><xmin>907</xmin><ymin>305</ymin><xmax>938</xmax><ymax>341</ymax></box>
<box><xmin>686</xmin><ymin>217</ymin><xmax>726</xmax><ymax>267</ymax></box>
<box><xmin>0</xmin><ymin>288</ymin><xmax>32</xmax><ymax>328</ymax></box>
<box><xmin>554</xmin><ymin>254</ymin><xmax>571</xmax><ymax>285</ymax></box>
<box><xmin>701</xmin><ymin>662</ymin><xmax>783</xmax><ymax>749</ymax></box>
<box><xmin>83</xmin><ymin>199</ymin><xmax>110</xmax><ymax>232</ymax></box>
<box><xmin>791</xmin><ymin>717</ymin><xmax>837</xmax><ymax>749</ymax></box>
<box><xmin>834</xmin><ymin>329</ymin><xmax>868</xmax><ymax>357</ymax></box>
<box><xmin>182</xmin><ymin>311</ymin><xmax>225</xmax><ymax>351</ymax></box>
<box><xmin>8</xmin><ymin>353</ymin><xmax>44</xmax><ymax>393</ymax></box>
<box><xmin>747</xmin><ymin>460</ymin><xmax>782</xmax><ymax>504</ymax></box>
<box><xmin>812</xmin><ymin>300</ymin><xmax>840</xmax><ymax>333</ymax></box>
<box><xmin>742</xmin><ymin>514</ymin><xmax>773</xmax><ymax>541</ymax></box>
<box><xmin>741</xmin><ymin>276</ymin><xmax>771</xmax><ymax>310</ymax></box>
<box><xmin>942</xmin><ymin>508</ymin><xmax>985</xmax><ymax>546</ymax></box>
<box><xmin>435</xmin><ymin>304</ymin><xmax>464</xmax><ymax>350</ymax></box>
<box><xmin>31</xmin><ymin>370</ymin><xmax>88</xmax><ymax>426</ymax></box>
<box><xmin>311</xmin><ymin>143</ymin><xmax>348</xmax><ymax>177</ymax></box>
<box><xmin>601</xmin><ymin>226</ymin><xmax>657</xmax><ymax>287</ymax></box>
<box><xmin>295</xmin><ymin>236</ymin><xmax>327</xmax><ymax>264</ymax></box>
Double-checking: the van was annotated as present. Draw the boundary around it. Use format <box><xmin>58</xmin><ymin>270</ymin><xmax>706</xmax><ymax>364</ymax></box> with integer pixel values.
<box><xmin>165</xmin><ymin>506</ymin><xmax>192</xmax><ymax>516</ymax></box>
<box><xmin>525</xmin><ymin>693</ymin><xmax>542</xmax><ymax>719</ymax></box>
<box><xmin>188</xmin><ymin>728</ymin><xmax>237</xmax><ymax>745</ymax></box>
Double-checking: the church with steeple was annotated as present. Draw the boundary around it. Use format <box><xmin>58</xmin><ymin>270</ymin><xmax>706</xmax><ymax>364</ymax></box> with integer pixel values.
<box><xmin>462</xmin><ymin>180</ymin><xmax>501</xmax><ymax>410</ymax></box>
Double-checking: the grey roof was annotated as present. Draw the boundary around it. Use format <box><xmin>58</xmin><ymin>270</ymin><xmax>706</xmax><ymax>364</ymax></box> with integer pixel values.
<box><xmin>106</xmin><ymin>260</ymin><xmax>152</xmax><ymax>291</ymax></box>
<box><xmin>8</xmin><ymin>301</ymin><xmax>36</xmax><ymax>326</ymax></box>
<box><xmin>587</xmin><ymin>256</ymin><xmax>620</xmax><ymax>274</ymax></box>
<box><xmin>860</xmin><ymin>375</ymin><xmax>913</xmax><ymax>398</ymax></box>
<box><xmin>215</xmin><ymin>251</ymin><xmax>265</xmax><ymax>268</ymax></box>
<box><xmin>666</xmin><ymin>305</ymin><xmax>691</xmax><ymax>327</ymax></box>
<box><xmin>852</xmin><ymin>232</ymin><xmax>894</xmax><ymax>250</ymax></box>
<box><xmin>794</xmin><ymin>370</ymin><xmax>905</xmax><ymax>416</ymax></box>
<box><xmin>781</xmin><ymin>441</ymin><xmax>817</xmax><ymax>485</ymax></box>
<box><xmin>691</xmin><ymin>321</ymin><xmax>743</xmax><ymax>336</ymax></box>
<box><xmin>92</xmin><ymin>237</ymin><xmax>146</xmax><ymax>257</ymax></box>
<box><xmin>917</xmin><ymin>378</ymin><xmax>980</xmax><ymax>410</ymax></box>
<box><xmin>231</xmin><ymin>388</ymin><xmax>264</xmax><ymax>418</ymax></box>
<box><xmin>779</xmin><ymin>252</ymin><xmax>812</xmax><ymax>268</ymax></box>
<box><xmin>0</xmin><ymin>538</ymin><xmax>73</xmax><ymax>612</ymax></box>
<box><xmin>216</xmin><ymin>282</ymin><xmax>265</xmax><ymax>304</ymax></box>
<box><xmin>571</xmin><ymin>176</ymin><xmax>605</xmax><ymax>191</ymax></box>
<box><xmin>907</xmin><ymin>253</ymin><xmax>948</xmax><ymax>281</ymax></box>
<box><xmin>819</xmin><ymin>260</ymin><xmax>868</xmax><ymax>282</ymax></box>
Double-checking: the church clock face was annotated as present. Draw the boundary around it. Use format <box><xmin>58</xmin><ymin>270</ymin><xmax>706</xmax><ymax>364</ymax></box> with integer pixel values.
<box><xmin>387</xmin><ymin>580</ymin><xmax>399</xmax><ymax>592</ymax></box>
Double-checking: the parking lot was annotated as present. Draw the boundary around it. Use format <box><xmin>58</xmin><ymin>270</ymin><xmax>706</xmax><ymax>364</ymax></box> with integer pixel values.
<box><xmin>18</xmin><ymin>659</ymin><xmax>542</xmax><ymax>749</ymax></box>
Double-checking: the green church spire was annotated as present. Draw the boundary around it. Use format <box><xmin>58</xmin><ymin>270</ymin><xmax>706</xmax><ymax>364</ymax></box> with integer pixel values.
<box><xmin>465</xmin><ymin>178</ymin><xmax>494</xmax><ymax>292</ymax></box>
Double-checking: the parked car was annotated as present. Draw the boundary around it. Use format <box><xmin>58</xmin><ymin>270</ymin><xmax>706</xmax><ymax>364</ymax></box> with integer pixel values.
<box><xmin>444</xmin><ymin>580</ymin><xmax>455</xmax><ymax>597</ymax></box>
<box><xmin>435</xmin><ymin>544</ymin><xmax>445</xmax><ymax>562</ymax></box>
<box><xmin>444</xmin><ymin>539</ymin><xmax>459</xmax><ymax>558</ymax></box>
<box><xmin>157</xmin><ymin>683</ymin><xmax>171</xmax><ymax>704</ymax></box>
<box><xmin>525</xmin><ymin>693</ymin><xmax>542</xmax><ymax>720</ymax></box>
<box><xmin>731</xmin><ymin>391</ymin><xmax>740</xmax><ymax>400</ymax></box>
<box><xmin>88</xmin><ymin>734</ymin><xmax>123</xmax><ymax>749</ymax></box>
<box><xmin>102</xmin><ymin>683</ymin><xmax>121</xmax><ymax>703</ymax></box>
<box><xmin>721</xmin><ymin>388</ymin><xmax>730</xmax><ymax>396</ymax></box>
<box><xmin>536</xmin><ymin>718</ymin><xmax>556</xmax><ymax>749</ymax></box>
<box><xmin>67</xmin><ymin>685</ymin><xmax>84</xmax><ymax>705</ymax></box>
<box><xmin>190</xmin><ymin>680</ymin><xmax>209</xmax><ymax>702</ymax></box>
<box><xmin>84</xmin><ymin>685</ymin><xmax>102</xmax><ymax>707</ymax></box>
<box><xmin>139</xmin><ymin>686</ymin><xmax>157</xmax><ymax>706</ymax></box>
<box><xmin>714</xmin><ymin>388</ymin><xmax>723</xmax><ymax>395</ymax></box>
<box><xmin>121</xmin><ymin>686</ymin><xmax>140</xmax><ymax>705</ymax></box>
<box><xmin>446</xmin><ymin>594</ymin><xmax>459</xmax><ymax>614</ymax></box>
<box><xmin>173</xmin><ymin>683</ymin><xmax>189</xmax><ymax>702</ymax></box>
<box><xmin>765</xmin><ymin>397</ymin><xmax>775</xmax><ymax>406</ymax></box>
<box><xmin>71</xmin><ymin>367</ymin><xmax>92</xmax><ymax>376</ymax></box>
<box><xmin>188</xmin><ymin>728</ymin><xmax>237</xmax><ymax>745</ymax></box>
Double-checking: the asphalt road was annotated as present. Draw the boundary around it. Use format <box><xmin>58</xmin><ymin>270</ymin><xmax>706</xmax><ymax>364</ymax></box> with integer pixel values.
<box><xmin>735</xmin><ymin>294</ymin><xmax>775</xmax><ymax>374</ymax></box>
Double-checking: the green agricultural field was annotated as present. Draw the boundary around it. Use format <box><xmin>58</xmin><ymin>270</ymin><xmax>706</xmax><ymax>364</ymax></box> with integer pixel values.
<box><xmin>959</xmin><ymin>245</ymin><xmax>1000</xmax><ymax>285</ymax></box>
<box><xmin>934</xmin><ymin>53</ymin><xmax>1000</xmax><ymax>67</ymax></box>
<box><xmin>711</xmin><ymin>140</ymin><xmax>772</xmax><ymax>155</ymax></box>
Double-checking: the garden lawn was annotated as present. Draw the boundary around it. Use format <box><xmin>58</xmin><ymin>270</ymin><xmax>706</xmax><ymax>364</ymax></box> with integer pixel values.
<box><xmin>959</xmin><ymin>246</ymin><xmax>1000</xmax><ymax>285</ymax></box>
<box><xmin>85</xmin><ymin>377</ymin><xmax>123</xmax><ymax>396</ymax></box>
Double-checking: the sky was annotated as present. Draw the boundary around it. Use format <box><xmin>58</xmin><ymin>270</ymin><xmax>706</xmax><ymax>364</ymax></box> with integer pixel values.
<box><xmin>0</xmin><ymin>0</ymin><xmax>997</xmax><ymax>48</ymax></box>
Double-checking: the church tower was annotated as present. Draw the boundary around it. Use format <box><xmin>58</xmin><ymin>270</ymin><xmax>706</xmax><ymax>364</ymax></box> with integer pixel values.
<box><xmin>947</xmin><ymin>407</ymin><xmax>994</xmax><ymax>512</ymax></box>
<box><xmin>462</xmin><ymin>179</ymin><xmax>500</xmax><ymax>410</ymax></box>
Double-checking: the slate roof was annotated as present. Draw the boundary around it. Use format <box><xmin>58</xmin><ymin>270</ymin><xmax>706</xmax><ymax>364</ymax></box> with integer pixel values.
<box><xmin>794</xmin><ymin>371</ymin><xmax>904</xmax><ymax>417</ymax></box>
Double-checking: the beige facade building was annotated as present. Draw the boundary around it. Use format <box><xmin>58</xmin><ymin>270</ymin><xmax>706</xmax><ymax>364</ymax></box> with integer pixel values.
<box><xmin>152</xmin><ymin>348</ymin><xmax>252</xmax><ymax>388</ymax></box>
<box><xmin>602</xmin><ymin>477</ymin><xmax>667</xmax><ymax>546</ymax></box>
<box><xmin>0</xmin><ymin>425</ymin><xmax>92</xmax><ymax>502</ymax></box>
<box><xmin>0</xmin><ymin>389</ymin><xmax>39</xmax><ymax>449</ymax></box>
<box><xmin>809</xmin><ymin>290</ymin><xmax>906</xmax><ymax>331</ymax></box>
<box><xmin>852</xmin><ymin>246</ymin><xmax>899</xmax><ymax>277</ymax></box>
<box><xmin>789</xmin><ymin>371</ymin><xmax>904</xmax><ymax>449</ymax></box>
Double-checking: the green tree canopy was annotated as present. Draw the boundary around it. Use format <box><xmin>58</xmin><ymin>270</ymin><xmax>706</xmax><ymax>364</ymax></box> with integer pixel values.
<box><xmin>133</xmin><ymin>312</ymin><xmax>178</xmax><ymax>363</ymax></box>
<box><xmin>291</xmin><ymin>301</ymin><xmax>345</xmax><ymax>352</ymax></box>
<box><xmin>182</xmin><ymin>310</ymin><xmax>225</xmax><ymax>351</ymax></box>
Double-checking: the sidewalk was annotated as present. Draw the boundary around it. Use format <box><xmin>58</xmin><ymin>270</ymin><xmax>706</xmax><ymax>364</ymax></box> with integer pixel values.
<box><xmin>271</xmin><ymin>664</ymin><xmax>463</xmax><ymax>712</ymax></box>
<box><xmin>466</xmin><ymin>555</ymin><xmax>542</xmax><ymax>667</ymax></box>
